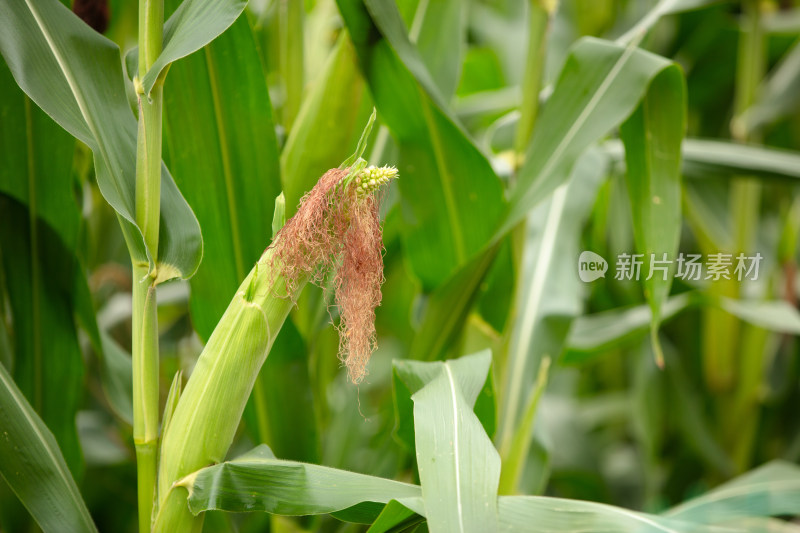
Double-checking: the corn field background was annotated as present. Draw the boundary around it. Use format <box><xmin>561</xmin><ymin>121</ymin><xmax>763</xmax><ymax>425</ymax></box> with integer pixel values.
<box><xmin>2</xmin><ymin>0</ymin><xmax>800</xmax><ymax>531</ymax></box>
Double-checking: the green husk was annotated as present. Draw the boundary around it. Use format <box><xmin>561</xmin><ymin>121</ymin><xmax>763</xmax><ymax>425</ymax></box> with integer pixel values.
<box><xmin>153</xmin><ymin>247</ymin><xmax>308</xmax><ymax>531</ymax></box>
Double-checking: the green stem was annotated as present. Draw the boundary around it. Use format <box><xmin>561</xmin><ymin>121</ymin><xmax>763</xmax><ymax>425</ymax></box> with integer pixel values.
<box><xmin>134</xmin><ymin>0</ymin><xmax>164</xmax><ymax>531</ymax></box>
<box><xmin>497</xmin><ymin>0</ymin><xmax>553</xmax><ymax>467</ymax></box>
<box><xmin>136</xmin><ymin>85</ymin><xmax>164</xmax><ymax>257</ymax></box>
<box><xmin>138</xmin><ymin>0</ymin><xmax>164</xmax><ymax>81</ymax></box>
<box><xmin>513</xmin><ymin>1</ymin><xmax>550</xmax><ymax>165</ymax></box>
<box><xmin>498</xmin><ymin>357</ymin><xmax>550</xmax><ymax>494</ymax></box>
<box><xmin>720</xmin><ymin>0</ymin><xmax>766</xmax><ymax>471</ymax></box>
<box><xmin>132</xmin><ymin>263</ymin><xmax>160</xmax><ymax>533</ymax></box>
<box><xmin>730</xmin><ymin>0</ymin><xmax>764</xmax><ymax>255</ymax></box>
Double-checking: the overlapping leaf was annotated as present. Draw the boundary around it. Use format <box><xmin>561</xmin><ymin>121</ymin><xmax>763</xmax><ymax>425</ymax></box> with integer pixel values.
<box><xmin>393</xmin><ymin>351</ymin><xmax>496</xmax><ymax>453</ymax></box>
<box><xmin>498</xmin><ymin>495</ymin><xmax>727</xmax><ymax>533</ymax></box>
<box><xmin>665</xmin><ymin>461</ymin><xmax>800</xmax><ymax>524</ymax></box>
<box><xmin>604</xmin><ymin>138</ymin><xmax>800</xmax><ymax>182</ymax></box>
<box><xmin>564</xmin><ymin>294</ymin><xmax>800</xmax><ymax>365</ymax></box>
<box><xmin>501</xmin><ymin>37</ymin><xmax>685</xmax><ymax>236</ymax></box>
<box><xmin>0</xmin><ymin>0</ymin><xmax>201</xmax><ymax>280</ymax></box>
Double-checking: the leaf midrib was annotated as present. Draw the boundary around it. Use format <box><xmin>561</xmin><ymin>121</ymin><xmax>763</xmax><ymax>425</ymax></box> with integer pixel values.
<box><xmin>443</xmin><ymin>363</ymin><xmax>466</xmax><ymax>533</ymax></box>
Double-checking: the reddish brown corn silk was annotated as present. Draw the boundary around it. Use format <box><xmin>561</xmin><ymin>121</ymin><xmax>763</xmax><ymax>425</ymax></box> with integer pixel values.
<box><xmin>270</xmin><ymin>166</ymin><xmax>396</xmax><ymax>383</ymax></box>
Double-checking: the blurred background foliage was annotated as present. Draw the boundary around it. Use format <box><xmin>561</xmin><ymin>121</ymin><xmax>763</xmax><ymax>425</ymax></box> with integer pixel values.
<box><xmin>2</xmin><ymin>0</ymin><xmax>800</xmax><ymax>531</ymax></box>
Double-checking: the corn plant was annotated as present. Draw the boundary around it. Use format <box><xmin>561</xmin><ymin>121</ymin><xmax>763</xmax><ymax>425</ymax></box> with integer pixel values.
<box><xmin>2</xmin><ymin>0</ymin><xmax>800</xmax><ymax>532</ymax></box>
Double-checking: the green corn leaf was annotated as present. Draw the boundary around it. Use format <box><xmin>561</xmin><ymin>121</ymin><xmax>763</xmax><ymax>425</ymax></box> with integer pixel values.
<box><xmin>717</xmin><ymin>517</ymin><xmax>800</xmax><ymax>533</ymax></box>
<box><xmin>139</xmin><ymin>0</ymin><xmax>247</xmax><ymax>96</ymax></box>
<box><xmin>180</xmin><ymin>444</ymin><xmax>421</xmax><ymax>521</ymax></box>
<box><xmin>407</xmin><ymin>0</ymin><xmax>468</xmax><ymax>100</ymax></box>
<box><xmin>616</xmin><ymin>0</ymin><xmax>724</xmax><ymax>46</ymax></box>
<box><xmin>393</xmin><ymin>350</ymin><xmax>496</xmax><ymax>453</ymax></box>
<box><xmin>408</xmin><ymin>243</ymin><xmax>501</xmax><ymax>361</ymax></box>
<box><xmin>564</xmin><ymin>294</ymin><xmax>800</xmax><ymax>366</ymax></box>
<box><xmin>367</xmin><ymin>500</ymin><xmax>425</xmax><ymax>533</ymax></box>
<box><xmin>0</xmin><ymin>0</ymin><xmax>202</xmax><ymax>281</ymax></box>
<box><xmin>665</xmin><ymin>461</ymin><xmax>800</xmax><ymax>524</ymax></box>
<box><xmin>0</xmin><ymin>360</ymin><xmax>97</xmax><ymax>533</ymax></box>
<box><xmin>682</xmin><ymin>140</ymin><xmax>800</xmax><ymax>181</ymax></box>
<box><xmin>738</xmin><ymin>40</ymin><xmax>800</xmax><ymax>135</ymax></box>
<box><xmin>497</xmin><ymin>495</ymin><xmax>729</xmax><ymax>533</ymax></box>
<box><xmin>714</xmin><ymin>297</ymin><xmax>800</xmax><ymax>335</ymax></box>
<box><xmin>501</xmin><ymin>38</ymin><xmax>683</xmax><ymax>237</ymax></box>
<box><xmin>619</xmin><ymin>65</ymin><xmax>686</xmax><ymax>367</ymax></box>
<box><xmin>341</xmin><ymin>108</ymin><xmax>377</xmax><ymax>169</ymax></box>
<box><xmin>0</xmin><ymin>198</ymin><xmax>86</xmax><ymax>477</ymax></box>
<box><xmin>0</xmin><ymin>61</ymin><xmax>78</xmax><ymax>251</ymax></box>
<box><xmin>410</xmin><ymin>351</ymin><xmax>500</xmax><ymax>532</ymax></box>
<box><xmin>161</xmin><ymin>11</ymin><xmax>281</xmax><ymax>340</ymax></box>
<box><xmin>0</xmin><ymin>58</ymin><xmax>88</xmax><ymax>473</ymax></box>
<box><xmin>338</xmin><ymin>0</ymin><xmax>506</xmax><ymax>289</ymax></box>
<box><xmin>564</xmin><ymin>294</ymin><xmax>695</xmax><ymax>364</ymax></box>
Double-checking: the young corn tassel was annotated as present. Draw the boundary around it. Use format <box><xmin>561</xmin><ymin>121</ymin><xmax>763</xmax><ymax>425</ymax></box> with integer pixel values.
<box><xmin>153</xmin><ymin>165</ymin><xmax>396</xmax><ymax>532</ymax></box>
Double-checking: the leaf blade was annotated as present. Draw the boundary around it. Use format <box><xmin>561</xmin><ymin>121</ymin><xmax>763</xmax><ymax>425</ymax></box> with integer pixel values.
<box><xmin>411</xmin><ymin>352</ymin><xmax>500</xmax><ymax>532</ymax></box>
<box><xmin>182</xmin><ymin>445</ymin><xmax>421</xmax><ymax>520</ymax></box>
<box><xmin>502</xmin><ymin>37</ymin><xmax>677</xmax><ymax>236</ymax></box>
<box><xmin>619</xmin><ymin>65</ymin><xmax>686</xmax><ymax>365</ymax></box>
<box><xmin>0</xmin><ymin>361</ymin><xmax>97</xmax><ymax>533</ymax></box>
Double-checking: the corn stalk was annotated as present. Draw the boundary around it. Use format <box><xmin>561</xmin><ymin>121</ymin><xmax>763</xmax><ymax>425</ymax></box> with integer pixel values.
<box><xmin>133</xmin><ymin>0</ymin><xmax>164</xmax><ymax>530</ymax></box>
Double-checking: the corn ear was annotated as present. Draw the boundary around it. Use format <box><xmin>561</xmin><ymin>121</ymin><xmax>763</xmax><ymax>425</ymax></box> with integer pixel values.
<box><xmin>152</xmin><ymin>248</ymin><xmax>308</xmax><ymax>532</ymax></box>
